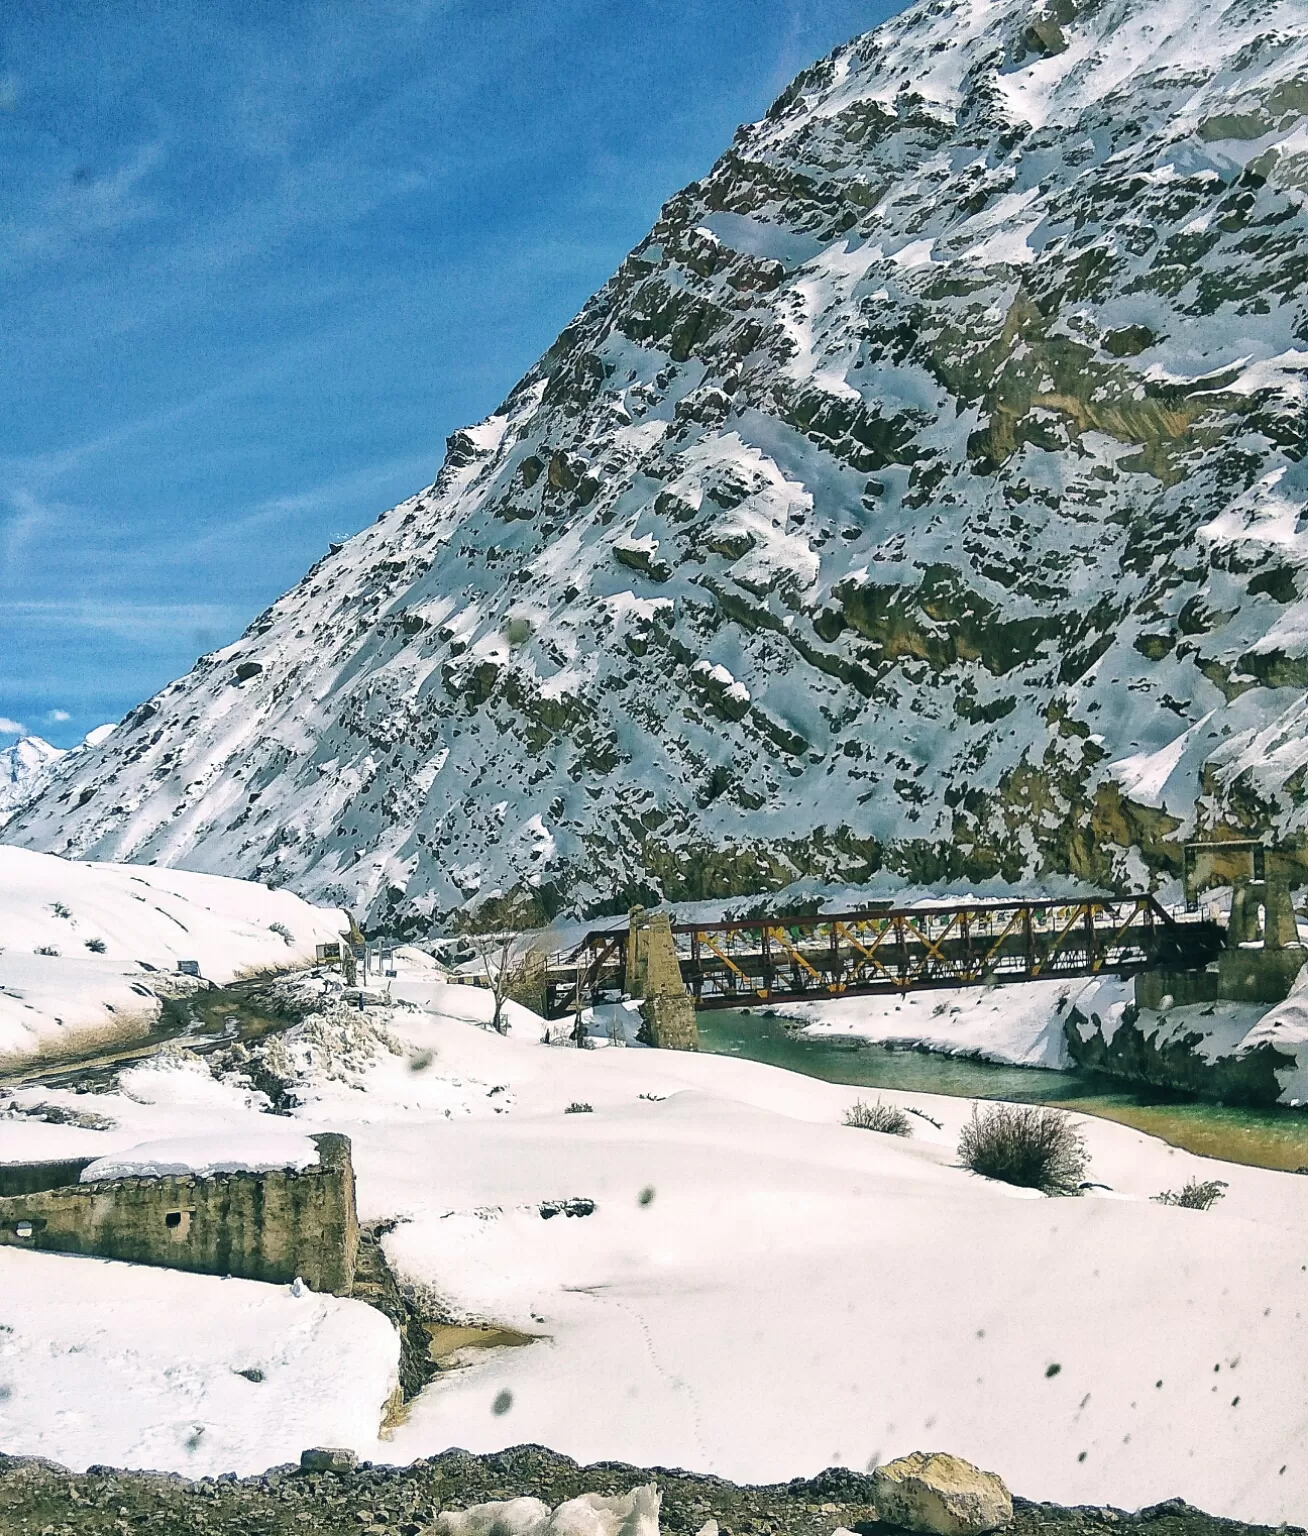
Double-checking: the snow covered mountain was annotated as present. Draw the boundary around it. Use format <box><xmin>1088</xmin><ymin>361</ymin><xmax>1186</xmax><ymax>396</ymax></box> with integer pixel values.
<box><xmin>0</xmin><ymin>727</ymin><xmax>114</xmax><ymax>827</ymax></box>
<box><xmin>8</xmin><ymin>0</ymin><xmax>1308</xmax><ymax>931</ymax></box>
<box><xmin>0</xmin><ymin>737</ymin><xmax>65</xmax><ymax>821</ymax></box>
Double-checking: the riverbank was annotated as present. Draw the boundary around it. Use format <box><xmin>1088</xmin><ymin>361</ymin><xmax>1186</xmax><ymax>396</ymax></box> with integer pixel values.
<box><xmin>0</xmin><ymin>1444</ymin><xmax>1293</xmax><ymax>1536</ymax></box>
<box><xmin>768</xmin><ymin>979</ymin><xmax>1078</xmax><ymax>1070</ymax></box>
<box><xmin>697</xmin><ymin>1008</ymin><xmax>1308</xmax><ymax>1172</ymax></box>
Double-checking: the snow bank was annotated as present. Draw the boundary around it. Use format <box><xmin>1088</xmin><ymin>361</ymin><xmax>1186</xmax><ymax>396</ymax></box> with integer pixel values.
<box><xmin>769</xmin><ymin>979</ymin><xmax>1076</xmax><ymax>1068</ymax></box>
<box><xmin>0</xmin><ymin>847</ymin><xmax>347</xmax><ymax>1065</ymax></box>
<box><xmin>0</xmin><ymin>1248</ymin><xmax>398</xmax><ymax>1476</ymax></box>
<box><xmin>1243</xmin><ymin>980</ymin><xmax>1308</xmax><ymax>1104</ymax></box>
<box><xmin>80</xmin><ymin>1131</ymin><xmax>320</xmax><ymax>1182</ymax></box>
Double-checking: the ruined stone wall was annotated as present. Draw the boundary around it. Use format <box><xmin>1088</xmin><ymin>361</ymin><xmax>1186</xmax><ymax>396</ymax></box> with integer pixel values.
<box><xmin>0</xmin><ymin>1132</ymin><xmax>358</xmax><ymax>1296</ymax></box>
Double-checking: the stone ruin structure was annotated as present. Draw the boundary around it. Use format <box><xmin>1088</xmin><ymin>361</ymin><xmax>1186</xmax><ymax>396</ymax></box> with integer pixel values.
<box><xmin>0</xmin><ymin>1132</ymin><xmax>358</xmax><ymax>1295</ymax></box>
<box><xmin>625</xmin><ymin>907</ymin><xmax>700</xmax><ymax>1051</ymax></box>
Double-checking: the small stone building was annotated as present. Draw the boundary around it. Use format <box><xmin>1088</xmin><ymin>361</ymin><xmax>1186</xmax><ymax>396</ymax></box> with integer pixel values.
<box><xmin>0</xmin><ymin>1132</ymin><xmax>358</xmax><ymax>1296</ymax></box>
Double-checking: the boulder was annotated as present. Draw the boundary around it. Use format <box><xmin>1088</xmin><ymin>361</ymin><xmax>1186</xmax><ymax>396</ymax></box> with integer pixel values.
<box><xmin>427</xmin><ymin>1486</ymin><xmax>661</xmax><ymax>1536</ymax></box>
<box><xmin>548</xmin><ymin>1487</ymin><xmax>661</xmax><ymax>1536</ymax></box>
<box><xmin>872</xmin><ymin>1452</ymin><xmax>1012</xmax><ymax>1535</ymax></box>
<box><xmin>1022</xmin><ymin>17</ymin><xmax>1067</xmax><ymax>55</ymax></box>
<box><xmin>298</xmin><ymin>1447</ymin><xmax>358</xmax><ymax>1474</ymax></box>
<box><xmin>430</xmin><ymin>1496</ymin><xmax>552</xmax><ymax>1536</ymax></box>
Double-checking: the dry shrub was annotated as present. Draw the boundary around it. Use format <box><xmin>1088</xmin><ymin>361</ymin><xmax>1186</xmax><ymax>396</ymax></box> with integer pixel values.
<box><xmin>1154</xmin><ymin>1178</ymin><xmax>1227</xmax><ymax>1210</ymax></box>
<box><xmin>845</xmin><ymin>1099</ymin><xmax>912</xmax><ymax>1136</ymax></box>
<box><xmin>959</xmin><ymin>1102</ymin><xmax>1087</xmax><ymax>1194</ymax></box>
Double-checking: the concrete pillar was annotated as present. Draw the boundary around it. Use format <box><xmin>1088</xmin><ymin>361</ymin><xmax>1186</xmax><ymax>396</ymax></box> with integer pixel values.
<box><xmin>1218</xmin><ymin>874</ymin><xmax>1306</xmax><ymax>1002</ymax></box>
<box><xmin>626</xmin><ymin>907</ymin><xmax>699</xmax><ymax>1051</ymax></box>
<box><xmin>625</xmin><ymin>906</ymin><xmax>650</xmax><ymax>999</ymax></box>
<box><xmin>1227</xmin><ymin>883</ymin><xmax>1261</xmax><ymax>947</ymax></box>
<box><xmin>1264</xmin><ymin>878</ymin><xmax>1299</xmax><ymax>951</ymax></box>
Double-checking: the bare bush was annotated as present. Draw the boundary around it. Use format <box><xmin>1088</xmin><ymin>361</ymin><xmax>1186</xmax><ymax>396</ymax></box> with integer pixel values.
<box><xmin>84</xmin><ymin>937</ymin><xmax>107</xmax><ymax>954</ymax></box>
<box><xmin>1154</xmin><ymin>1178</ymin><xmax>1228</xmax><ymax>1210</ymax></box>
<box><xmin>959</xmin><ymin>1102</ymin><xmax>1087</xmax><ymax>1194</ymax></box>
<box><xmin>565</xmin><ymin>1102</ymin><xmax>593</xmax><ymax>1114</ymax></box>
<box><xmin>268</xmin><ymin>921</ymin><xmax>294</xmax><ymax>946</ymax></box>
<box><xmin>845</xmin><ymin>1099</ymin><xmax>912</xmax><ymax>1136</ymax></box>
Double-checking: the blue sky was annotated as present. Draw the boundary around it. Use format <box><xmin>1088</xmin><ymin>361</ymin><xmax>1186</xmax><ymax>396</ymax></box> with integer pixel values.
<box><xmin>2</xmin><ymin>0</ymin><xmax>900</xmax><ymax>749</ymax></box>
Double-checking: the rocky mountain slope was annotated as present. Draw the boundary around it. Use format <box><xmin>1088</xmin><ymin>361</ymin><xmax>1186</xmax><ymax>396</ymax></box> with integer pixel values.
<box><xmin>7</xmin><ymin>0</ymin><xmax>1308</xmax><ymax>931</ymax></box>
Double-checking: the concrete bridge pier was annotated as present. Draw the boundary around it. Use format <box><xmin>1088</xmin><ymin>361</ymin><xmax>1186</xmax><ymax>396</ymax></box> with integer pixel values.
<box><xmin>1136</xmin><ymin>873</ymin><xmax>1305</xmax><ymax>1010</ymax></box>
<box><xmin>1216</xmin><ymin>876</ymin><xmax>1305</xmax><ymax>1003</ymax></box>
<box><xmin>625</xmin><ymin>906</ymin><xmax>700</xmax><ymax>1051</ymax></box>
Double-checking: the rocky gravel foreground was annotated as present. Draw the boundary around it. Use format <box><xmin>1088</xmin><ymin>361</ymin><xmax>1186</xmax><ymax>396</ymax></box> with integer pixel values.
<box><xmin>0</xmin><ymin>1445</ymin><xmax>1298</xmax><ymax>1536</ymax></box>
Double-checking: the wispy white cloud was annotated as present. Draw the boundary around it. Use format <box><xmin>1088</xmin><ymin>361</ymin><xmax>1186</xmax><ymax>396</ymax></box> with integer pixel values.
<box><xmin>45</xmin><ymin>709</ymin><xmax>70</xmax><ymax>722</ymax></box>
<box><xmin>0</xmin><ymin>347</ymin><xmax>317</xmax><ymax>486</ymax></box>
<box><xmin>5</xmin><ymin>141</ymin><xmax>166</xmax><ymax>270</ymax></box>
<box><xmin>175</xmin><ymin>451</ymin><xmax>437</xmax><ymax>558</ymax></box>
<box><xmin>0</xmin><ymin>717</ymin><xmax>25</xmax><ymax>736</ymax></box>
<box><xmin>1</xmin><ymin>487</ymin><xmax>61</xmax><ymax>571</ymax></box>
<box><xmin>4</xmin><ymin>601</ymin><xmax>244</xmax><ymax>642</ymax></box>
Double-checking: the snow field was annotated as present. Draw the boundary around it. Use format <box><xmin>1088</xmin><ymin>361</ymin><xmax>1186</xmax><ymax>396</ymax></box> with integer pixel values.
<box><xmin>0</xmin><ymin>847</ymin><xmax>348</xmax><ymax>1065</ymax></box>
<box><xmin>3</xmin><ymin>970</ymin><xmax>1308</xmax><ymax>1522</ymax></box>
<box><xmin>0</xmin><ymin>1248</ymin><xmax>399</xmax><ymax>1477</ymax></box>
<box><xmin>358</xmin><ymin>1016</ymin><xmax>1308</xmax><ymax>1524</ymax></box>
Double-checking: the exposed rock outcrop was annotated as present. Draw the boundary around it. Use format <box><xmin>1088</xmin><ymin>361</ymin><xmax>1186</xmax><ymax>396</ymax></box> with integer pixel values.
<box><xmin>1065</xmin><ymin>975</ymin><xmax>1308</xmax><ymax>1106</ymax></box>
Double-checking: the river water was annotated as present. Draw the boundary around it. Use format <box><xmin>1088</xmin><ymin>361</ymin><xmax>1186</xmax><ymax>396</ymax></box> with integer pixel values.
<box><xmin>697</xmin><ymin>1008</ymin><xmax>1308</xmax><ymax>1172</ymax></box>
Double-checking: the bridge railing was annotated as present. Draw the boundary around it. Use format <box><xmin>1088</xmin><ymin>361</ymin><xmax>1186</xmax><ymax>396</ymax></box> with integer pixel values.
<box><xmin>542</xmin><ymin>895</ymin><xmax>1225</xmax><ymax>1016</ymax></box>
<box><xmin>664</xmin><ymin>897</ymin><xmax>1174</xmax><ymax>1007</ymax></box>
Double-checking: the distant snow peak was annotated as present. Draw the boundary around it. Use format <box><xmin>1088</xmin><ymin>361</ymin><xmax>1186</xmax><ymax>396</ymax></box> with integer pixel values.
<box><xmin>6</xmin><ymin>0</ymin><xmax>1308</xmax><ymax>924</ymax></box>
<box><xmin>0</xmin><ymin>736</ymin><xmax>65</xmax><ymax>821</ymax></box>
<box><xmin>0</xmin><ymin>724</ymin><xmax>117</xmax><ymax>828</ymax></box>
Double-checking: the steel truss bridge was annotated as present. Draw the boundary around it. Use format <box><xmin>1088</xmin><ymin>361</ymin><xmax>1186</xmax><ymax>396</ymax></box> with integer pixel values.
<box><xmin>543</xmin><ymin>895</ymin><xmax>1224</xmax><ymax>1019</ymax></box>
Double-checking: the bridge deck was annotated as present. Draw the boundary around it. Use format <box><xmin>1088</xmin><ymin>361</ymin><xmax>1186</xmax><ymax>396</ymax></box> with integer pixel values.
<box><xmin>543</xmin><ymin>896</ymin><xmax>1224</xmax><ymax>1019</ymax></box>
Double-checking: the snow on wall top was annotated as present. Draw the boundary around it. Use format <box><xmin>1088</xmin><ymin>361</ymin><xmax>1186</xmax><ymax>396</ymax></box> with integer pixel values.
<box><xmin>79</xmin><ymin>1133</ymin><xmax>321</xmax><ymax>1182</ymax></box>
<box><xmin>7</xmin><ymin>0</ymin><xmax>1308</xmax><ymax>927</ymax></box>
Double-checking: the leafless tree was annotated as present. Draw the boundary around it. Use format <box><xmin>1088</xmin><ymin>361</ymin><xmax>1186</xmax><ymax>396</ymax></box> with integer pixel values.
<box><xmin>472</xmin><ymin>930</ymin><xmax>548</xmax><ymax>1034</ymax></box>
<box><xmin>474</xmin><ymin>930</ymin><xmax>515</xmax><ymax>1034</ymax></box>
